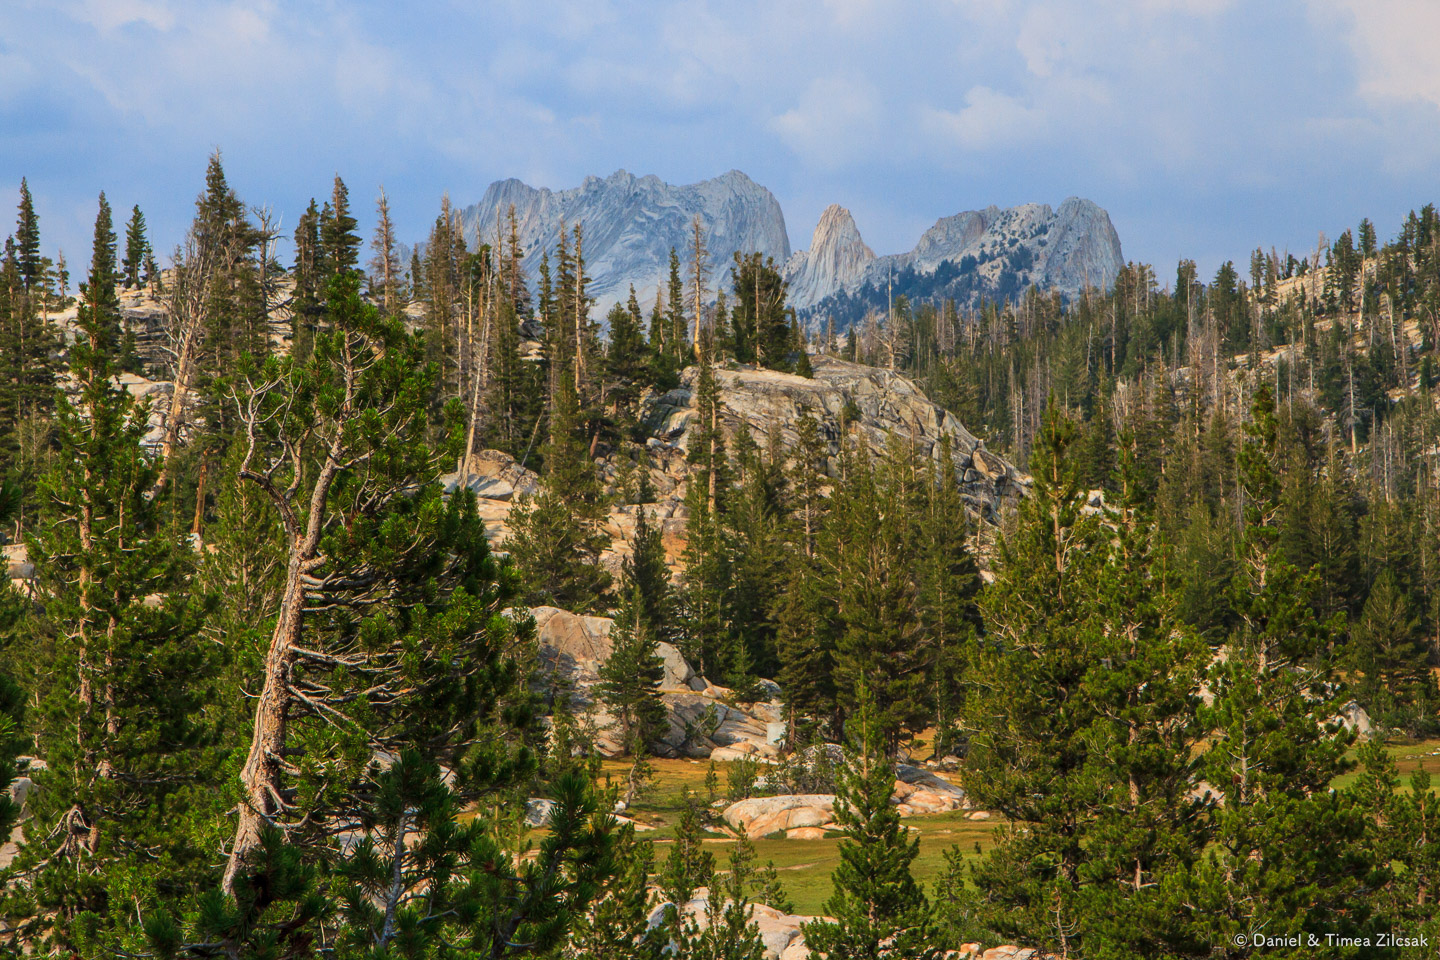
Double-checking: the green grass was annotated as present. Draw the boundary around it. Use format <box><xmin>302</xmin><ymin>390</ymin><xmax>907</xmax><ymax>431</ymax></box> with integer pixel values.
<box><xmin>1330</xmin><ymin>737</ymin><xmax>1440</xmax><ymax>792</ymax></box>
<box><xmin>559</xmin><ymin>737</ymin><xmax>1440</xmax><ymax>917</ymax></box>
<box><xmin>590</xmin><ymin>757</ymin><xmax>1000</xmax><ymax>916</ymax></box>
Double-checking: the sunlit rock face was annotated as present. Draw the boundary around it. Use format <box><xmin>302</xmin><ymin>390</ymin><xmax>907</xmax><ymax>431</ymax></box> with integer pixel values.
<box><xmin>462</xmin><ymin>169</ymin><xmax>792</xmax><ymax>316</ymax></box>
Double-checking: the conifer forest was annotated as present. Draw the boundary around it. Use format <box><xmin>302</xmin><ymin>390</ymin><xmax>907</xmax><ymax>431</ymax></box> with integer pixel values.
<box><xmin>2</xmin><ymin>156</ymin><xmax>1440</xmax><ymax>960</ymax></box>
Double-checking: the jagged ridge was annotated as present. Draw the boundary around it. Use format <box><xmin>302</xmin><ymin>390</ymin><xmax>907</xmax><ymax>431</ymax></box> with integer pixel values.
<box><xmin>461</xmin><ymin>169</ymin><xmax>791</xmax><ymax>315</ymax></box>
<box><xmin>789</xmin><ymin>197</ymin><xmax>1124</xmax><ymax>325</ymax></box>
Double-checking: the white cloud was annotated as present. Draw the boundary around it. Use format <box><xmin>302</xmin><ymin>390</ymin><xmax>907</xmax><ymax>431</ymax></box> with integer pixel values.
<box><xmin>1309</xmin><ymin>0</ymin><xmax>1440</xmax><ymax>110</ymax></box>
<box><xmin>68</xmin><ymin>0</ymin><xmax>177</xmax><ymax>32</ymax></box>
<box><xmin>770</xmin><ymin>75</ymin><xmax>884</xmax><ymax>166</ymax></box>
<box><xmin>920</xmin><ymin>86</ymin><xmax>1047</xmax><ymax>150</ymax></box>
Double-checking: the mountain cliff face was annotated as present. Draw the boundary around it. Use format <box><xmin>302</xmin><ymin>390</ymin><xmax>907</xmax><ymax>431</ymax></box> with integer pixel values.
<box><xmin>783</xmin><ymin>204</ymin><xmax>875</xmax><ymax>309</ymax></box>
<box><xmin>461</xmin><ymin>169</ymin><xmax>791</xmax><ymax>315</ymax></box>
<box><xmin>792</xmin><ymin>197</ymin><xmax>1124</xmax><ymax>326</ymax></box>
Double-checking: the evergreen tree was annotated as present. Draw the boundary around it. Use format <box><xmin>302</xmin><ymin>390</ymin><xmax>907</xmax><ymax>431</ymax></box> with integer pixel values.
<box><xmin>595</xmin><ymin>582</ymin><xmax>667</xmax><ymax>755</ymax></box>
<box><xmin>0</xmin><ymin>200</ymin><xmax>213</xmax><ymax>954</ymax></box>
<box><xmin>321</xmin><ymin>174</ymin><xmax>361</xmax><ymax>277</ymax></box>
<box><xmin>801</xmin><ymin>691</ymin><xmax>937</xmax><ymax>960</ymax></box>
<box><xmin>329</xmin><ymin>756</ymin><xmax>616</xmax><ymax>959</ymax></box>
<box><xmin>822</xmin><ymin>439</ymin><xmax>934</xmax><ymax>749</ymax></box>
<box><xmin>916</xmin><ymin>435</ymin><xmax>981</xmax><ymax>758</ymax></box>
<box><xmin>625</xmin><ymin>477</ymin><xmax>677</xmax><ymax>633</ymax></box>
<box><xmin>606</xmin><ymin>288</ymin><xmax>648</xmax><ymax>427</ymax></box>
<box><xmin>1169</xmin><ymin>385</ymin><xmax>1380</xmax><ymax>956</ymax></box>
<box><xmin>1071</xmin><ymin>437</ymin><xmax>1209</xmax><ymax>959</ymax></box>
<box><xmin>86</xmin><ymin>191</ymin><xmax>122</xmax><ymax>350</ymax></box>
<box><xmin>660</xmin><ymin>789</ymin><xmax>714</xmax><ymax>908</ymax></box>
<box><xmin>678</xmin><ymin>346</ymin><xmax>737</xmax><ymax>680</ymax></box>
<box><xmin>219</xmin><ymin>273</ymin><xmax>542</xmax><ymax>896</ymax></box>
<box><xmin>507</xmin><ymin>357</ymin><xmax>612</xmax><ymax>612</ymax></box>
<box><xmin>667</xmin><ymin>247</ymin><xmax>687</xmax><ymax>362</ymax></box>
<box><xmin>567</xmin><ymin>823</ymin><xmax>666</xmax><ymax>960</ymax></box>
<box><xmin>1350</xmin><ymin>743</ymin><xmax>1440</xmax><ymax>951</ymax></box>
<box><xmin>485</xmin><ymin>293</ymin><xmax>534</xmax><ymax>456</ymax></box>
<box><xmin>731</xmin><ymin>252</ymin><xmax>790</xmax><ymax>369</ymax></box>
<box><xmin>0</xmin><ymin>215</ymin><xmax>60</xmax><ymax>500</ymax></box>
<box><xmin>121</xmin><ymin>204</ymin><xmax>150</xmax><ymax>290</ymax></box>
<box><xmin>291</xmin><ymin>198</ymin><xmax>323</xmax><ymax>359</ymax></box>
<box><xmin>192</xmin><ymin>151</ymin><xmax>265</xmax><ymax>366</ymax></box>
<box><xmin>369</xmin><ymin>187</ymin><xmax>401</xmax><ymax>313</ymax></box>
<box><xmin>961</xmin><ymin>404</ymin><xmax>1106</xmax><ymax>951</ymax></box>
<box><xmin>1350</xmin><ymin>567</ymin><xmax>1432</xmax><ymax>733</ymax></box>
<box><xmin>15</xmin><ymin>178</ymin><xmax>41</xmax><ymax>293</ymax></box>
<box><xmin>672</xmin><ymin>835</ymin><xmax>769</xmax><ymax>960</ymax></box>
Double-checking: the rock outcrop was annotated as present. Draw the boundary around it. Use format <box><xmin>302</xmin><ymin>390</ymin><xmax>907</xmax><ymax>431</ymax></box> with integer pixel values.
<box><xmin>531</xmin><ymin>606</ymin><xmax>783</xmax><ymax>759</ymax></box>
<box><xmin>645</xmin><ymin>356</ymin><xmax>1028</xmax><ymax>519</ymax></box>
<box><xmin>721</xmin><ymin>766</ymin><xmax>969</xmax><ymax>839</ymax></box>
<box><xmin>458</xmin><ymin>356</ymin><xmax>1025</xmax><ymax>561</ymax></box>
<box><xmin>723</xmin><ymin>795</ymin><xmax>837</xmax><ymax>839</ymax></box>
<box><xmin>461</xmin><ymin>169</ymin><xmax>792</xmax><ymax>316</ymax></box>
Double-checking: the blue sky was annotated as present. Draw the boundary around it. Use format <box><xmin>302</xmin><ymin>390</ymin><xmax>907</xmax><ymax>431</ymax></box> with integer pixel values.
<box><xmin>3</xmin><ymin>0</ymin><xmax>1438</xmax><ymax>284</ymax></box>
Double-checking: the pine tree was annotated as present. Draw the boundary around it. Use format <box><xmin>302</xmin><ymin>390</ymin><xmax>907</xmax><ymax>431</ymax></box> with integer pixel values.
<box><xmin>596</xmin><ymin>582</ymin><xmax>667</xmax><ymax>756</ymax></box>
<box><xmin>822</xmin><ymin>438</ymin><xmax>934</xmax><ymax>749</ymax></box>
<box><xmin>731</xmin><ymin>252</ymin><xmax>790</xmax><ymax>369</ymax></box>
<box><xmin>672</xmin><ymin>834</ymin><xmax>769</xmax><ymax>960</ymax></box>
<box><xmin>1349</xmin><ymin>567</ymin><xmax>1431</xmax><ymax>732</ymax></box>
<box><xmin>291</xmin><ymin>198</ymin><xmax>322</xmax><ymax>359</ymax></box>
<box><xmin>370</xmin><ymin>187</ymin><xmax>400</xmax><ymax>313</ymax></box>
<box><xmin>1071</xmin><ymin>436</ymin><xmax>1209</xmax><ymax>958</ymax></box>
<box><xmin>724</xmin><ymin>424</ymin><xmax>788</xmax><ymax>681</ymax></box>
<box><xmin>0</xmin><ymin>199</ymin><xmax>214</xmax><ymax>953</ymax></box>
<box><xmin>0</xmin><ymin>219</ymin><xmax>60</xmax><ymax>500</ymax></box>
<box><xmin>625</xmin><ymin>477</ymin><xmax>677</xmax><ymax>632</ymax></box>
<box><xmin>916</xmin><ymin>435</ymin><xmax>980</xmax><ymax>758</ymax></box>
<box><xmin>328</xmin><ymin>755</ymin><xmax>616</xmax><ymax>959</ymax></box>
<box><xmin>15</xmin><ymin>178</ymin><xmax>41</xmax><ymax>294</ymax></box>
<box><xmin>220</xmin><ymin>272</ymin><xmax>540</xmax><ymax>892</ymax></box>
<box><xmin>667</xmin><ymin>247</ymin><xmax>687</xmax><ymax>363</ymax></box>
<box><xmin>801</xmin><ymin>691</ymin><xmax>938</xmax><ymax>960</ymax></box>
<box><xmin>961</xmin><ymin>404</ymin><xmax>1106</xmax><ymax>951</ymax></box>
<box><xmin>1350</xmin><ymin>743</ymin><xmax>1440</xmax><ymax>950</ymax></box>
<box><xmin>1170</xmin><ymin>385</ymin><xmax>1381</xmax><ymax>955</ymax></box>
<box><xmin>678</xmin><ymin>347</ymin><xmax>736</xmax><ymax>681</ymax></box>
<box><xmin>321</xmin><ymin>174</ymin><xmax>361</xmax><ymax>277</ymax></box>
<box><xmin>660</xmin><ymin>789</ymin><xmax>714</xmax><ymax>907</ymax></box>
<box><xmin>507</xmin><ymin>355</ymin><xmax>612</xmax><ymax>612</ymax></box>
<box><xmin>485</xmin><ymin>292</ymin><xmax>532</xmax><ymax>456</ymax></box>
<box><xmin>193</xmin><ymin>151</ymin><xmax>265</xmax><ymax>366</ymax></box>
<box><xmin>86</xmin><ymin>191</ymin><xmax>123</xmax><ymax>351</ymax></box>
<box><xmin>566</xmin><ymin>823</ymin><xmax>666</xmax><ymax>960</ymax></box>
<box><xmin>606</xmin><ymin>288</ymin><xmax>648</xmax><ymax>427</ymax></box>
<box><xmin>121</xmin><ymin>204</ymin><xmax>150</xmax><ymax>290</ymax></box>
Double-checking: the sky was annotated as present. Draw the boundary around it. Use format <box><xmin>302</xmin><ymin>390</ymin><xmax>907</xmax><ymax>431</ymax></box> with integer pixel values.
<box><xmin>2</xmin><ymin>0</ymin><xmax>1439</xmax><ymax>285</ymax></box>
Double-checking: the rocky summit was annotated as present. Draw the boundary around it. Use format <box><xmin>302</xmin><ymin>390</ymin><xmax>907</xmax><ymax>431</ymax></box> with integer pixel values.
<box><xmin>789</xmin><ymin>197</ymin><xmax>1124</xmax><ymax>324</ymax></box>
<box><xmin>782</xmin><ymin>204</ymin><xmax>876</xmax><ymax>309</ymax></box>
<box><xmin>461</xmin><ymin>169</ymin><xmax>791</xmax><ymax>315</ymax></box>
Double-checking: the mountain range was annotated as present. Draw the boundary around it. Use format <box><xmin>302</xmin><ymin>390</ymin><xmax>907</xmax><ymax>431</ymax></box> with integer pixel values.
<box><xmin>458</xmin><ymin>170</ymin><xmax>1123</xmax><ymax>326</ymax></box>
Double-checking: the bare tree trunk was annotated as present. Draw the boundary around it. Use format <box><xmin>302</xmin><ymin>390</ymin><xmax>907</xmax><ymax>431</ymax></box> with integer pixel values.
<box><xmin>690</xmin><ymin>216</ymin><xmax>707</xmax><ymax>361</ymax></box>
<box><xmin>225</xmin><ymin>365</ymin><xmax>353</xmax><ymax>893</ymax></box>
<box><xmin>153</xmin><ymin>232</ymin><xmax>214</xmax><ymax>494</ymax></box>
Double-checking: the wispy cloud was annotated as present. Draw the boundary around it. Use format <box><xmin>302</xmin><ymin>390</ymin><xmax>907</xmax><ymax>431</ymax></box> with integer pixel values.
<box><xmin>0</xmin><ymin>0</ymin><xmax>1436</xmax><ymax>280</ymax></box>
